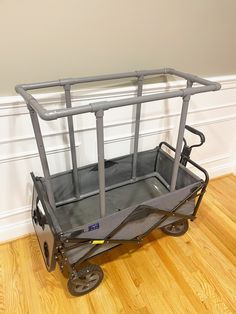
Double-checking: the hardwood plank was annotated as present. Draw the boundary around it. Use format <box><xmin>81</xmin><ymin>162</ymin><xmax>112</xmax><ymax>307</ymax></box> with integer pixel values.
<box><xmin>0</xmin><ymin>175</ymin><xmax>236</xmax><ymax>313</ymax></box>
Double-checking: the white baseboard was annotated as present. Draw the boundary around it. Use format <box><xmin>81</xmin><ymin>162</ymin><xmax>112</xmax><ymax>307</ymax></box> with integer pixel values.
<box><xmin>233</xmin><ymin>165</ymin><xmax>236</xmax><ymax>175</ymax></box>
<box><xmin>0</xmin><ymin>205</ymin><xmax>33</xmax><ymax>242</ymax></box>
<box><xmin>207</xmin><ymin>162</ymin><xmax>236</xmax><ymax>178</ymax></box>
<box><xmin>0</xmin><ymin>218</ymin><xmax>33</xmax><ymax>243</ymax></box>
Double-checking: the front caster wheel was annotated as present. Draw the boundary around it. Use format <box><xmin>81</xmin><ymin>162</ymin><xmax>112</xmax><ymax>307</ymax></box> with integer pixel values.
<box><xmin>161</xmin><ymin>219</ymin><xmax>189</xmax><ymax>237</ymax></box>
<box><xmin>68</xmin><ymin>264</ymin><xmax>104</xmax><ymax>296</ymax></box>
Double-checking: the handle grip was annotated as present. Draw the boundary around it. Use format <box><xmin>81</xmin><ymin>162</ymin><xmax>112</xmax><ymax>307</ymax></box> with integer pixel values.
<box><xmin>185</xmin><ymin>125</ymin><xmax>205</xmax><ymax>147</ymax></box>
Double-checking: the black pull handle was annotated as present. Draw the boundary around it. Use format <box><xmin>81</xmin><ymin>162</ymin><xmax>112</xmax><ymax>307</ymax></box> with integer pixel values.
<box><xmin>185</xmin><ymin>125</ymin><xmax>205</xmax><ymax>147</ymax></box>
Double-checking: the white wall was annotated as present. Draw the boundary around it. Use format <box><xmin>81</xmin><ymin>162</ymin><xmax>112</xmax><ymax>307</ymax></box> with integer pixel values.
<box><xmin>1</xmin><ymin>0</ymin><xmax>236</xmax><ymax>95</ymax></box>
<box><xmin>0</xmin><ymin>74</ymin><xmax>236</xmax><ymax>242</ymax></box>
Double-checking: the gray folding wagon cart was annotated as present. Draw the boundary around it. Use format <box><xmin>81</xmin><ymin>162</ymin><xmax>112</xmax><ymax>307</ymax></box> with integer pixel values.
<box><xmin>16</xmin><ymin>68</ymin><xmax>220</xmax><ymax>296</ymax></box>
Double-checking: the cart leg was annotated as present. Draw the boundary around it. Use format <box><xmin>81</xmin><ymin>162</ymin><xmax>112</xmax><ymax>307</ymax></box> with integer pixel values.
<box><xmin>28</xmin><ymin>106</ymin><xmax>56</xmax><ymax>209</ymax></box>
<box><xmin>64</xmin><ymin>84</ymin><xmax>80</xmax><ymax>198</ymax></box>
<box><xmin>132</xmin><ymin>75</ymin><xmax>143</xmax><ymax>180</ymax></box>
<box><xmin>170</xmin><ymin>80</ymin><xmax>193</xmax><ymax>191</ymax></box>
<box><xmin>95</xmin><ymin>109</ymin><xmax>106</xmax><ymax>218</ymax></box>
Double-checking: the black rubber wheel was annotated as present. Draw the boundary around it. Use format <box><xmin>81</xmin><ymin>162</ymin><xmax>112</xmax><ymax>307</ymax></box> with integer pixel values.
<box><xmin>68</xmin><ymin>264</ymin><xmax>104</xmax><ymax>296</ymax></box>
<box><xmin>161</xmin><ymin>220</ymin><xmax>189</xmax><ymax>237</ymax></box>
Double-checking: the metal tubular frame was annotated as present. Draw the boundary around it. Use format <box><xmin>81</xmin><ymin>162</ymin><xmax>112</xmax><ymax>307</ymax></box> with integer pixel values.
<box><xmin>132</xmin><ymin>75</ymin><xmax>144</xmax><ymax>180</ymax></box>
<box><xmin>95</xmin><ymin>110</ymin><xmax>106</xmax><ymax>217</ymax></box>
<box><xmin>170</xmin><ymin>80</ymin><xmax>193</xmax><ymax>191</ymax></box>
<box><xmin>16</xmin><ymin>68</ymin><xmax>220</xmax><ymax>218</ymax></box>
<box><xmin>15</xmin><ymin>68</ymin><xmax>220</xmax><ymax>121</ymax></box>
<box><xmin>64</xmin><ymin>85</ymin><xmax>80</xmax><ymax>198</ymax></box>
<box><xmin>28</xmin><ymin>107</ymin><xmax>56</xmax><ymax>209</ymax></box>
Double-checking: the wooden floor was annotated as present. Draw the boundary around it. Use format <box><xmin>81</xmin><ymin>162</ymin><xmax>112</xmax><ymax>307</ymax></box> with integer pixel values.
<box><xmin>0</xmin><ymin>175</ymin><xmax>236</xmax><ymax>314</ymax></box>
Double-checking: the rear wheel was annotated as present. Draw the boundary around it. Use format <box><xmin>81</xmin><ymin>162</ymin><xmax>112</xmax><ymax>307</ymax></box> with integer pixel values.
<box><xmin>68</xmin><ymin>264</ymin><xmax>104</xmax><ymax>296</ymax></box>
<box><xmin>161</xmin><ymin>220</ymin><xmax>189</xmax><ymax>237</ymax></box>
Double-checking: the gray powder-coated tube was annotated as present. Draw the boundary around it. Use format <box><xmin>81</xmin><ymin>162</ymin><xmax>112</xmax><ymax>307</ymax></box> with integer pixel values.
<box><xmin>169</xmin><ymin>69</ymin><xmax>220</xmax><ymax>88</ymax></box>
<box><xmin>132</xmin><ymin>76</ymin><xmax>143</xmax><ymax>179</ymax></box>
<box><xmin>16</xmin><ymin>68</ymin><xmax>167</xmax><ymax>90</ymax></box>
<box><xmin>96</xmin><ymin>110</ymin><xmax>106</xmax><ymax>218</ymax></box>
<box><xmin>64</xmin><ymin>85</ymin><xmax>80</xmax><ymax>198</ymax></box>
<box><xmin>28</xmin><ymin>107</ymin><xmax>56</xmax><ymax>209</ymax></box>
<box><xmin>16</xmin><ymin>84</ymin><xmax>219</xmax><ymax>121</ymax></box>
<box><xmin>15</xmin><ymin>68</ymin><xmax>219</xmax><ymax>91</ymax></box>
<box><xmin>15</xmin><ymin>67</ymin><xmax>221</xmax><ymax>121</ymax></box>
<box><xmin>170</xmin><ymin>81</ymin><xmax>193</xmax><ymax>191</ymax></box>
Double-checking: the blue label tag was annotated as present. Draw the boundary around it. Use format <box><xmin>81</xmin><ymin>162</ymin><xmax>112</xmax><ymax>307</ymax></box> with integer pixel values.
<box><xmin>88</xmin><ymin>223</ymin><xmax>100</xmax><ymax>232</ymax></box>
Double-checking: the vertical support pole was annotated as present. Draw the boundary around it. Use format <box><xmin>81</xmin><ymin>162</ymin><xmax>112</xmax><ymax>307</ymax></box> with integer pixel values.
<box><xmin>95</xmin><ymin>110</ymin><xmax>106</xmax><ymax>218</ymax></box>
<box><xmin>170</xmin><ymin>80</ymin><xmax>193</xmax><ymax>191</ymax></box>
<box><xmin>64</xmin><ymin>85</ymin><xmax>80</xmax><ymax>198</ymax></box>
<box><xmin>132</xmin><ymin>75</ymin><xmax>144</xmax><ymax>180</ymax></box>
<box><xmin>28</xmin><ymin>106</ymin><xmax>56</xmax><ymax>209</ymax></box>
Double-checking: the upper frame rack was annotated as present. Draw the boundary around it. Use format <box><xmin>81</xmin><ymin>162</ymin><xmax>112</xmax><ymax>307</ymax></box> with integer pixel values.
<box><xmin>15</xmin><ymin>68</ymin><xmax>220</xmax><ymax>121</ymax></box>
